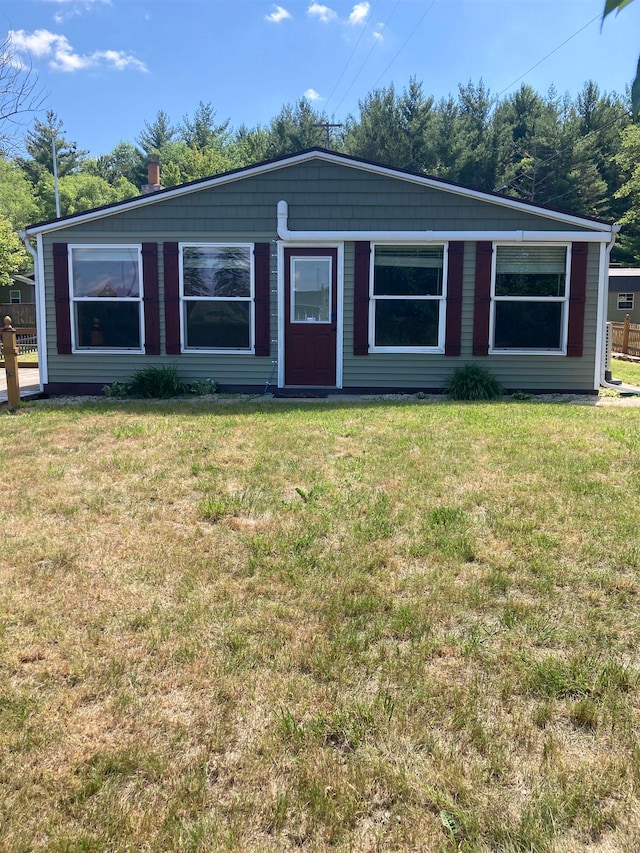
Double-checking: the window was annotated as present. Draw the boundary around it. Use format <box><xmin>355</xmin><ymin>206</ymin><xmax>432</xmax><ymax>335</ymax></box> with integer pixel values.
<box><xmin>491</xmin><ymin>245</ymin><xmax>569</xmax><ymax>352</ymax></box>
<box><xmin>618</xmin><ymin>293</ymin><xmax>634</xmax><ymax>311</ymax></box>
<box><xmin>371</xmin><ymin>245</ymin><xmax>446</xmax><ymax>350</ymax></box>
<box><xmin>180</xmin><ymin>244</ymin><xmax>253</xmax><ymax>351</ymax></box>
<box><xmin>69</xmin><ymin>245</ymin><xmax>143</xmax><ymax>351</ymax></box>
<box><xmin>9</xmin><ymin>291</ymin><xmax>21</xmax><ymax>304</ymax></box>
<box><xmin>291</xmin><ymin>257</ymin><xmax>331</xmax><ymax>323</ymax></box>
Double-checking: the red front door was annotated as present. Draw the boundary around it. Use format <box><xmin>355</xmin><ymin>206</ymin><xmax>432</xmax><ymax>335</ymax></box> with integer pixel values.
<box><xmin>284</xmin><ymin>248</ymin><xmax>337</xmax><ymax>386</ymax></box>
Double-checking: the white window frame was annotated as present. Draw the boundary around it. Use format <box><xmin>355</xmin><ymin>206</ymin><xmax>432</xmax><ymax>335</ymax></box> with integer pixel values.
<box><xmin>179</xmin><ymin>242</ymin><xmax>255</xmax><ymax>354</ymax></box>
<box><xmin>9</xmin><ymin>290</ymin><xmax>21</xmax><ymax>304</ymax></box>
<box><xmin>369</xmin><ymin>242</ymin><xmax>448</xmax><ymax>353</ymax></box>
<box><xmin>68</xmin><ymin>243</ymin><xmax>144</xmax><ymax>354</ymax></box>
<box><xmin>617</xmin><ymin>292</ymin><xmax>634</xmax><ymax>311</ymax></box>
<box><xmin>489</xmin><ymin>242</ymin><xmax>571</xmax><ymax>356</ymax></box>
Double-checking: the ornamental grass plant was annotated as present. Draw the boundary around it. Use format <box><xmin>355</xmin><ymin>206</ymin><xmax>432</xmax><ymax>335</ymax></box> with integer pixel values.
<box><xmin>446</xmin><ymin>363</ymin><xmax>504</xmax><ymax>400</ymax></box>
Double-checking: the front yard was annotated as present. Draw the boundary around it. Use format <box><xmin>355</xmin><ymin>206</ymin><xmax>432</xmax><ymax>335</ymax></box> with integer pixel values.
<box><xmin>1</xmin><ymin>398</ymin><xmax>639</xmax><ymax>851</ymax></box>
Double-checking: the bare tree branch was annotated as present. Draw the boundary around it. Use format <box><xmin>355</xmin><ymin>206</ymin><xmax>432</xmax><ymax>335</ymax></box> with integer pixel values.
<box><xmin>0</xmin><ymin>32</ymin><xmax>46</xmax><ymax>153</ymax></box>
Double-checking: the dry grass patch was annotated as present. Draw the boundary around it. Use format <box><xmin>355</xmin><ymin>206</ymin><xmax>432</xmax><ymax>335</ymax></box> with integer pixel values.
<box><xmin>1</xmin><ymin>398</ymin><xmax>640</xmax><ymax>850</ymax></box>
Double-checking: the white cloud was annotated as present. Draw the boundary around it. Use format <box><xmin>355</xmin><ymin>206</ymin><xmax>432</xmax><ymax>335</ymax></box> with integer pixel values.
<box><xmin>44</xmin><ymin>0</ymin><xmax>110</xmax><ymax>23</ymax></box>
<box><xmin>9</xmin><ymin>29</ymin><xmax>148</xmax><ymax>74</ymax></box>
<box><xmin>348</xmin><ymin>2</ymin><xmax>370</xmax><ymax>26</ymax></box>
<box><xmin>304</xmin><ymin>88</ymin><xmax>322</xmax><ymax>101</ymax></box>
<box><xmin>93</xmin><ymin>49</ymin><xmax>147</xmax><ymax>72</ymax></box>
<box><xmin>373</xmin><ymin>23</ymin><xmax>384</xmax><ymax>40</ymax></box>
<box><xmin>266</xmin><ymin>5</ymin><xmax>292</xmax><ymax>23</ymax></box>
<box><xmin>307</xmin><ymin>3</ymin><xmax>337</xmax><ymax>23</ymax></box>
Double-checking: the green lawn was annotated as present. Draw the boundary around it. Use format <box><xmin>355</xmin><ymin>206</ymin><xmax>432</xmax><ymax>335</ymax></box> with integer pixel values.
<box><xmin>611</xmin><ymin>357</ymin><xmax>640</xmax><ymax>388</ymax></box>
<box><xmin>1</xmin><ymin>398</ymin><xmax>639</xmax><ymax>851</ymax></box>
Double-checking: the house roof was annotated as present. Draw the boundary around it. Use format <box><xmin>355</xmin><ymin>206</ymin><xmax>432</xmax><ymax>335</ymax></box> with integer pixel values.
<box><xmin>22</xmin><ymin>148</ymin><xmax>616</xmax><ymax>236</ymax></box>
<box><xmin>608</xmin><ymin>268</ymin><xmax>640</xmax><ymax>291</ymax></box>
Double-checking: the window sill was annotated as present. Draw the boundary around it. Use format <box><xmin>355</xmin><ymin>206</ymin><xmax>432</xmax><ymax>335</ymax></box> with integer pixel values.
<box><xmin>182</xmin><ymin>348</ymin><xmax>255</xmax><ymax>355</ymax></box>
<box><xmin>72</xmin><ymin>347</ymin><xmax>144</xmax><ymax>354</ymax></box>
<box><xmin>369</xmin><ymin>346</ymin><xmax>445</xmax><ymax>354</ymax></box>
<box><xmin>489</xmin><ymin>348</ymin><xmax>567</xmax><ymax>356</ymax></box>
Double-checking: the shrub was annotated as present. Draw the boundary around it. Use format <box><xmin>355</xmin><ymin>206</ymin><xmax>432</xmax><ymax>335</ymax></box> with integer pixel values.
<box><xmin>189</xmin><ymin>377</ymin><xmax>218</xmax><ymax>396</ymax></box>
<box><xmin>102</xmin><ymin>380</ymin><xmax>131</xmax><ymax>398</ymax></box>
<box><xmin>446</xmin><ymin>364</ymin><xmax>503</xmax><ymax>401</ymax></box>
<box><xmin>127</xmin><ymin>365</ymin><xmax>189</xmax><ymax>399</ymax></box>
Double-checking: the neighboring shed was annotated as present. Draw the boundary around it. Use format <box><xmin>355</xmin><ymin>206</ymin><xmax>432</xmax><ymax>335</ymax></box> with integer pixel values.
<box><xmin>608</xmin><ymin>268</ymin><xmax>640</xmax><ymax>325</ymax></box>
<box><xmin>20</xmin><ymin>149</ymin><xmax>618</xmax><ymax>396</ymax></box>
<box><xmin>0</xmin><ymin>274</ymin><xmax>36</xmax><ymax>328</ymax></box>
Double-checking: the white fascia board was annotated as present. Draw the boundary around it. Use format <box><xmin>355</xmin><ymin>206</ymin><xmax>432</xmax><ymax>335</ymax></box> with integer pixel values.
<box><xmin>25</xmin><ymin>150</ymin><xmax>615</xmax><ymax>237</ymax></box>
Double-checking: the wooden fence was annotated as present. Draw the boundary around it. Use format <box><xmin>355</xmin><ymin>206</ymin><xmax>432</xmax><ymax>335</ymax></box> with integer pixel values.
<box><xmin>0</xmin><ymin>303</ymin><xmax>36</xmax><ymax>326</ymax></box>
<box><xmin>611</xmin><ymin>315</ymin><xmax>640</xmax><ymax>357</ymax></box>
<box><xmin>0</xmin><ymin>327</ymin><xmax>37</xmax><ymax>362</ymax></box>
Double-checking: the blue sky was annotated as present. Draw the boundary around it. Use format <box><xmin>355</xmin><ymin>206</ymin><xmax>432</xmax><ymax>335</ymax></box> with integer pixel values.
<box><xmin>4</xmin><ymin>0</ymin><xmax>640</xmax><ymax>158</ymax></box>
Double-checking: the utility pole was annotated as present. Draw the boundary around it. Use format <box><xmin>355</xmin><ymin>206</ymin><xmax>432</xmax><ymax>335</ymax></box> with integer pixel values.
<box><xmin>313</xmin><ymin>122</ymin><xmax>343</xmax><ymax>149</ymax></box>
<box><xmin>52</xmin><ymin>135</ymin><xmax>61</xmax><ymax>218</ymax></box>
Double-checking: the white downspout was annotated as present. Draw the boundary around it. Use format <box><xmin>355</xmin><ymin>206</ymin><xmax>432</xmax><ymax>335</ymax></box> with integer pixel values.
<box><xmin>19</xmin><ymin>231</ymin><xmax>46</xmax><ymax>389</ymax></box>
<box><xmin>599</xmin><ymin>227</ymin><xmax>627</xmax><ymax>390</ymax></box>
<box><xmin>276</xmin><ymin>199</ymin><xmax>613</xmax><ymax>244</ymax></box>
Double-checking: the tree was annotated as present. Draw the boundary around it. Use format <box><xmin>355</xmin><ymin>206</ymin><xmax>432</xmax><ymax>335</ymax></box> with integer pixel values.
<box><xmin>602</xmin><ymin>0</ymin><xmax>639</xmax><ymax>118</ymax></box>
<box><xmin>233</xmin><ymin>125</ymin><xmax>272</xmax><ymax>166</ymax></box>
<box><xmin>136</xmin><ymin>110</ymin><xmax>177</xmax><ymax>155</ymax></box>
<box><xmin>0</xmin><ymin>32</ymin><xmax>44</xmax><ymax>153</ymax></box>
<box><xmin>18</xmin><ymin>111</ymin><xmax>87</xmax><ymax>185</ymax></box>
<box><xmin>0</xmin><ymin>157</ymin><xmax>38</xmax><ymax>229</ymax></box>
<box><xmin>614</xmin><ymin>123</ymin><xmax>640</xmax><ymax>259</ymax></box>
<box><xmin>181</xmin><ymin>101</ymin><xmax>230</xmax><ymax>151</ymax></box>
<box><xmin>344</xmin><ymin>80</ymin><xmax>434</xmax><ymax>172</ymax></box>
<box><xmin>82</xmin><ymin>141</ymin><xmax>146</xmax><ymax>189</ymax></box>
<box><xmin>265</xmin><ymin>99</ymin><xmax>327</xmax><ymax>158</ymax></box>
<box><xmin>35</xmin><ymin>172</ymin><xmax>137</xmax><ymax>220</ymax></box>
<box><xmin>0</xmin><ymin>213</ymin><xmax>30</xmax><ymax>286</ymax></box>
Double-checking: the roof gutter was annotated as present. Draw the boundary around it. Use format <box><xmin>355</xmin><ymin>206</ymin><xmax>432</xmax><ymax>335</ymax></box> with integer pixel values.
<box><xmin>276</xmin><ymin>200</ymin><xmax>615</xmax><ymax>243</ymax></box>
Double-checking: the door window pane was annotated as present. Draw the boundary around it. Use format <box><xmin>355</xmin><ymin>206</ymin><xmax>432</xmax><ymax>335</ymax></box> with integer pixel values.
<box><xmin>291</xmin><ymin>257</ymin><xmax>331</xmax><ymax>323</ymax></box>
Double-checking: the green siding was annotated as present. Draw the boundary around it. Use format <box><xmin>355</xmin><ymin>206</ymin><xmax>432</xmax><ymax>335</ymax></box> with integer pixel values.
<box><xmin>343</xmin><ymin>242</ymin><xmax>601</xmax><ymax>391</ymax></box>
<box><xmin>46</xmin><ymin>160</ymin><xmax>592</xmax><ymax>239</ymax></box>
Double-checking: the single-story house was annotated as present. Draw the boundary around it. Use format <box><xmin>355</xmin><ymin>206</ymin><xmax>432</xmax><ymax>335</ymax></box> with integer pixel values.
<box><xmin>608</xmin><ymin>268</ymin><xmax>640</xmax><ymax>326</ymax></box>
<box><xmin>20</xmin><ymin>149</ymin><xmax>619</xmax><ymax>396</ymax></box>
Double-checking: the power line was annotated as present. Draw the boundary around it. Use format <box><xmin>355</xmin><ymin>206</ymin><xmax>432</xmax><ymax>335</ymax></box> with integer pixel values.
<box><xmin>332</xmin><ymin>0</ymin><xmax>402</xmax><ymax>116</ymax></box>
<box><xmin>324</xmin><ymin>0</ymin><xmax>382</xmax><ymax>116</ymax></box>
<box><xmin>372</xmin><ymin>0</ymin><xmax>438</xmax><ymax>89</ymax></box>
<box><xmin>496</xmin><ymin>14</ymin><xmax>601</xmax><ymax>98</ymax></box>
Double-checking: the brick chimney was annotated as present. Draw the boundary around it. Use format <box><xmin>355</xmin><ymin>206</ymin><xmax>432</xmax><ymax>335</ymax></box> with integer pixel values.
<box><xmin>141</xmin><ymin>156</ymin><xmax>162</xmax><ymax>195</ymax></box>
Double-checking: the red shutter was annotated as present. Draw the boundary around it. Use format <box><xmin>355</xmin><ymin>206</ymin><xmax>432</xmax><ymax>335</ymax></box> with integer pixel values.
<box><xmin>473</xmin><ymin>242</ymin><xmax>493</xmax><ymax>356</ymax></box>
<box><xmin>163</xmin><ymin>242</ymin><xmax>181</xmax><ymax>355</ymax></box>
<box><xmin>445</xmin><ymin>241</ymin><xmax>464</xmax><ymax>356</ymax></box>
<box><xmin>254</xmin><ymin>243</ymin><xmax>271</xmax><ymax>356</ymax></box>
<box><xmin>142</xmin><ymin>242</ymin><xmax>160</xmax><ymax>355</ymax></box>
<box><xmin>53</xmin><ymin>243</ymin><xmax>72</xmax><ymax>354</ymax></box>
<box><xmin>353</xmin><ymin>241</ymin><xmax>371</xmax><ymax>355</ymax></box>
<box><xmin>567</xmin><ymin>242</ymin><xmax>588</xmax><ymax>357</ymax></box>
